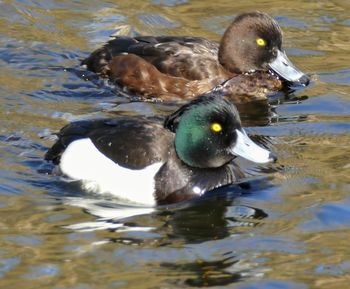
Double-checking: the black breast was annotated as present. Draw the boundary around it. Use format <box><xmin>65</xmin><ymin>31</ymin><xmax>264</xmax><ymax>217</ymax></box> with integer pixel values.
<box><xmin>154</xmin><ymin>150</ymin><xmax>245</xmax><ymax>205</ymax></box>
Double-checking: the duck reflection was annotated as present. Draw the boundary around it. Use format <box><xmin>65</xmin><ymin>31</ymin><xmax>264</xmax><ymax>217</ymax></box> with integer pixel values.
<box><xmin>101</xmin><ymin>87</ymin><xmax>309</xmax><ymax>129</ymax></box>
<box><xmin>63</xmin><ymin>178</ymin><xmax>270</xmax><ymax>242</ymax></box>
<box><xmin>161</xmin><ymin>254</ymin><xmax>243</xmax><ymax>287</ymax></box>
<box><xmin>61</xmin><ymin>178</ymin><xmax>272</xmax><ymax>287</ymax></box>
<box><xmin>157</xmin><ymin>179</ymin><xmax>269</xmax><ymax>244</ymax></box>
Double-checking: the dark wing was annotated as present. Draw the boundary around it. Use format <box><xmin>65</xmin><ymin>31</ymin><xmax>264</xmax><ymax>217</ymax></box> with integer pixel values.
<box><xmin>82</xmin><ymin>35</ymin><xmax>221</xmax><ymax>80</ymax></box>
<box><xmin>45</xmin><ymin>117</ymin><xmax>173</xmax><ymax>169</ymax></box>
<box><xmin>81</xmin><ymin>37</ymin><xmax>139</xmax><ymax>73</ymax></box>
<box><xmin>44</xmin><ymin>119</ymin><xmax>99</xmax><ymax>165</ymax></box>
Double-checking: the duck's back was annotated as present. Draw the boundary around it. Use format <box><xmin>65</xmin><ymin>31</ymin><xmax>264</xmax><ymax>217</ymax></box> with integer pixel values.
<box><xmin>82</xmin><ymin>35</ymin><xmax>227</xmax><ymax>81</ymax></box>
<box><xmin>45</xmin><ymin>117</ymin><xmax>173</xmax><ymax>170</ymax></box>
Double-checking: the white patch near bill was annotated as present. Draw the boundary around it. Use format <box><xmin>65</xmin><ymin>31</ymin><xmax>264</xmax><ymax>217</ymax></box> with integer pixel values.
<box><xmin>59</xmin><ymin>138</ymin><xmax>163</xmax><ymax>206</ymax></box>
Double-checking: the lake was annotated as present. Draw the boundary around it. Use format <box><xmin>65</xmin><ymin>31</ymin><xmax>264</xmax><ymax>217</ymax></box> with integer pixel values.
<box><xmin>0</xmin><ymin>0</ymin><xmax>350</xmax><ymax>288</ymax></box>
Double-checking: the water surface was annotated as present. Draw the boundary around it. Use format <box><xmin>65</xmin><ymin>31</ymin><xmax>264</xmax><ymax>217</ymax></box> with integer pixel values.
<box><xmin>1</xmin><ymin>0</ymin><xmax>350</xmax><ymax>288</ymax></box>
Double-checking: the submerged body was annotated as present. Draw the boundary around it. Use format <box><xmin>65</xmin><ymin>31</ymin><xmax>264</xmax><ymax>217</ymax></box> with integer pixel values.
<box><xmin>45</xmin><ymin>93</ymin><xmax>276</xmax><ymax>205</ymax></box>
<box><xmin>83</xmin><ymin>12</ymin><xmax>310</xmax><ymax>101</ymax></box>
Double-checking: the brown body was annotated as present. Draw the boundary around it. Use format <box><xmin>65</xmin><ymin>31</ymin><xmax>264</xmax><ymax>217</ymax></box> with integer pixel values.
<box><xmin>83</xmin><ymin>12</ymin><xmax>309</xmax><ymax>101</ymax></box>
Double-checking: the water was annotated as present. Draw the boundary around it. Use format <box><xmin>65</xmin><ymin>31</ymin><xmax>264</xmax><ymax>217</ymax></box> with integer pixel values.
<box><xmin>1</xmin><ymin>0</ymin><xmax>350</xmax><ymax>288</ymax></box>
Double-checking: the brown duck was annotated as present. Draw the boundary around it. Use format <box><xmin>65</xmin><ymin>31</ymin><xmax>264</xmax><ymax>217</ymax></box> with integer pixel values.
<box><xmin>82</xmin><ymin>11</ymin><xmax>310</xmax><ymax>102</ymax></box>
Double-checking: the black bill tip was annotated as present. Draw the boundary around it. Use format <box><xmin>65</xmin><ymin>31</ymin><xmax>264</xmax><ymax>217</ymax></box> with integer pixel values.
<box><xmin>298</xmin><ymin>74</ymin><xmax>310</xmax><ymax>86</ymax></box>
<box><xmin>269</xmin><ymin>152</ymin><xmax>278</xmax><ymax>163</ymax></box>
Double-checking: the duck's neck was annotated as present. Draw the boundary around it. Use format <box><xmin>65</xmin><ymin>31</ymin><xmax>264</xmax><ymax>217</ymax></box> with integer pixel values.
<box><xmin>218</xmin><ymin>36</ymin><xmax>240</xmax><ymax>74</ymax></box>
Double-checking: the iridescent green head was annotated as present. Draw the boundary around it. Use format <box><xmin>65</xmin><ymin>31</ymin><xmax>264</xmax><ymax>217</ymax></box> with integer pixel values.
<box><xmin>165</xmin><ymin>93</ymin><xmax>276</xmax><ymax>168</ymax></box>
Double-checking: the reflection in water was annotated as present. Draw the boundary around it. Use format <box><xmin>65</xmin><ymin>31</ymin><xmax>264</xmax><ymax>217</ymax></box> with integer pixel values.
<box><xmin>161</xmin><ymin>183</ymin><xmax>269</xmax><ymax>244</ymax></box>
<box><xmin>62</xmin><ymin>179</ymin><xmax>270</xmax><ymax>239</ymax></box>
<box><xmin>63</xmin><ymin>197</ymin><xmax>156</xmax><ymax>232</ymax></box>
<box><xmin>161</xmin><ymin>255</ymin><xmax>243</xmax><ymax>287</ymax></box>
<box><xmin>60</xmin><ymin>179</ymin><xmax>271</xmax><ymax>287</ymax></box>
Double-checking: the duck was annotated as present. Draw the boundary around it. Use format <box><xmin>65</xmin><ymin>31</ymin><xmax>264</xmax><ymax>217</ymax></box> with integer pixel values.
<box><xmin>82</xmin><ymin>11</ymin><xmax>310</xmax><ymax>102</ymax></box>
<box><xmin>45</xmin><ymin>92</ymin><xmax>277</xmax><ymax>206</ymax></box>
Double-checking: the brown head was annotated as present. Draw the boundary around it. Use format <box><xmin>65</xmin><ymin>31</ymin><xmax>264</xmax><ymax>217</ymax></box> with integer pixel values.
<box><xmin>218</xmin><ymin>12</ymin><xmax>310</xmax><ymax>86</ymax></box>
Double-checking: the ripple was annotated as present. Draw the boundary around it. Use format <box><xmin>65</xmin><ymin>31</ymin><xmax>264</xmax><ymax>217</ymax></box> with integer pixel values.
<box><xmin>0</xmin><ymin>257</ymin><xmax>21</xmax><ymax>278</ymax></box>
<box><xmin>1</xmin><ymin>0</ymin><xmax>350</xmax><ymax>288</ymax></box>
<box><xmin>299</xmin><ymin>197</ymin><xmax>350</xmax><ymax>232</ymax></box>
<box><xmin>23</xmin><ymin>264</ymin><xmax>60</xmax><ymax>279</ymax></box>
<box><xmin>3</xmin><ymin>235</ymin><xmax>42</xmax><ymax>246</ymax></box>
<box><xmin>237</xmin><ymin>280</ymin><xmax>308</xmax><ymax>289</ymax></box>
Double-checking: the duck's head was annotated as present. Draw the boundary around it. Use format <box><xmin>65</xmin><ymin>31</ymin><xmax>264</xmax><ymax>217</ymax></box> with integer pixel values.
<box><xmin>165</xmin><ymin>93</ymin><xmax>277</xmax><ymax>168</ymax></box>
<box><xmin>218</xmin><ymin>11</ymin><xmax>310</xmax><ymax>86</ymax></box>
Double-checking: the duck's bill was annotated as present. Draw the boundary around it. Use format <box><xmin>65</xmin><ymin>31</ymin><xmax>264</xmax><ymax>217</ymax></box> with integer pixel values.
<box><xmin>268</xmin><ymin>50</ymin><xmax>310</xmax><ymax>86</ymax></box>
<box><xmin>231</xmin><ymin>129</ymin><xmax>277</xmax><ymax>164</ymax></box>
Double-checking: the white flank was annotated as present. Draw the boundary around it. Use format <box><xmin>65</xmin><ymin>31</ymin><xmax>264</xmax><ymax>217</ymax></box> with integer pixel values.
<box><xmin>59</xmin><ymin>138</ymin><xmax>163</xmax><ymax>206</ymax></box>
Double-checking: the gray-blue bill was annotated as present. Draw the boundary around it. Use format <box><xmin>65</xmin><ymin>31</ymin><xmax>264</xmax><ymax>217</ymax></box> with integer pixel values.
<box><xmin>269</xmin><ymin>50</ymin><xmax>310</xmax><ymax>86</ymax></box>
<box><xmin>231</xmin><ymin>129</ymin><xmax>277</xmax><ymax>164</ymax></box>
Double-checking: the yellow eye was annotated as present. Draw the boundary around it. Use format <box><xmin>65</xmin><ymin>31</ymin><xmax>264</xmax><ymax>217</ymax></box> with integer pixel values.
<box><xmin>211</xmin><ymin>123</ymin><xmax>222</xmax><ymax>133</ymax></box>
<box><xmin>256</xmin><ymin>38</ymin><xmax>266</xmax><ymax>46</ymax></box>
